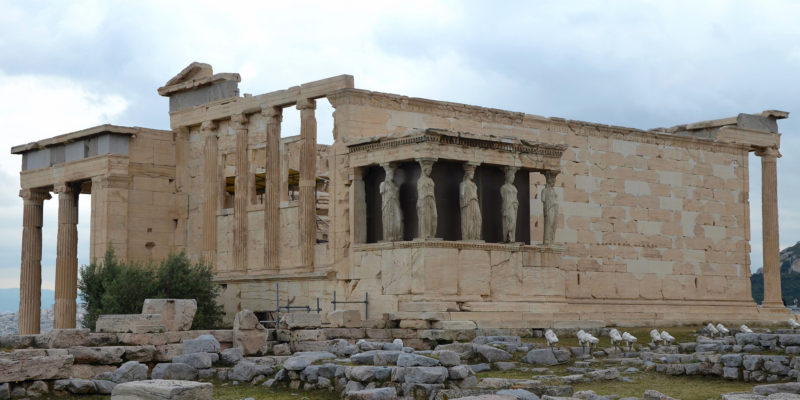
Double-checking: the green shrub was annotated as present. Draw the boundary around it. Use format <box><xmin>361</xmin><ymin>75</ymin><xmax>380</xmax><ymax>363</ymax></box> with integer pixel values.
<box><xmin>79</xmin><ymin>248</ymin><xmax>224</xmax><ymax>330</ymax></box>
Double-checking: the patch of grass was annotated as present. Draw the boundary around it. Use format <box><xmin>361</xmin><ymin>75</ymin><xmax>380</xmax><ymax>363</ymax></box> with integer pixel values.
<box><xmin>213</xmin><ymin>383</ymin><xmax>339</xmax><ymax>400</ymax></box>
<box><xmin>573</xmin><ymin>372</ymin><xmax>756</xmax><ymax>400</ymax></box>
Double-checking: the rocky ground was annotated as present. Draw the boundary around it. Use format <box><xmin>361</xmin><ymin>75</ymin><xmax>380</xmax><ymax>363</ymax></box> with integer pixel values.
<box><xmin>7</xmin><ymin>324</ymin><xmax>800</xmax><ymax>400</ymax></box>
<box><xmin>0</xmin><ymin>307</ymin><xmax>85</xmax><ymax>335</ymax></box>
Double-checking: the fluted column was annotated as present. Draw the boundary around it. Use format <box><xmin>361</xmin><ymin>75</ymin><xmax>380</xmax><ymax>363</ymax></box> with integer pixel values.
<box><xmin>54</xmin><ymin>183</ymin><xmax>79</xmax><ymax>329</ymax></box>
<box><xmin>758</xmin><ymin>146</ymin><xmax>783</xmax><ymax>308</ymax></box>
<box><xmin>201</xmin><ymin>120</ymin><xmax>218</xmax><ymax>262</ymax></box>
<box><xmin>232</xmin><ymin>114</ymin><xmax>249</xmax><ymax>271</ymax></box>
<box><xmin>263</xmin><ymin>106</ymin><xmax>282</xmax><ymax>270</ymax></box>
<box><xmin>18</xmin><ymin>189</ymin><xmax>50</xmax><ymax>334</ymax></box>
<box><xmin>297</xmin><ymin>98</ymin><xmax>317</xmax><ymax>268</ymax></box>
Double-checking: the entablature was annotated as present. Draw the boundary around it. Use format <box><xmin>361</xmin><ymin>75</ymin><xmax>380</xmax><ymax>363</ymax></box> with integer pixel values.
<box><xmin>346</xmin><ymin>128</ymin><xmax>566</xmax><ymax>171</ymax></box>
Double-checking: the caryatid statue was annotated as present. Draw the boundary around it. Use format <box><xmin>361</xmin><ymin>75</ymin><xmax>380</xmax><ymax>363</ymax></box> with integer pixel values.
<box><xmin>380</xmin><ymin>163</ymin><xmax>403</xmax><ymax>241</ymax></box>
<box><xmin>501</xmin><ymin>166</ymin><xmax>519</xmax><ymax>243</ymax></box>
<box><xmin>542</xmin><ymin>171</ymin><xmax>559</xmax><ymax>245</ymax></box>
<box><xmin>460</xmin><ymin>163</ymin><xmax>481</xmax><ymax>240</ymax></box>
<box><xmin>416</xmin><ymin>158</ymin><xmax>437</xmax><ymax>239</ymax></box>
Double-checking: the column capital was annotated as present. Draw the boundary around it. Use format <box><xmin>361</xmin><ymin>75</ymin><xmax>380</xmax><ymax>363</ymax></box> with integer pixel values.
<box><xmin>200</xmin><ymin>120</ymin><xmax>218</xmax><ymax>133</ymax></box>
<box><xmin>261</xmin><ymin>106</ymin><xmax>283</xmax><ymax>120</ymax></box>
<box><xmin>544</xmin><ymin>170</ymin><xmax>559</xmax><ymax>185</ymax></box>
<box><xmin>230</xmin><ymin>113</ymin><xmax>249</xmax><ymax>129</ymax></box>
<box><xmin>296</xmin><ymin>98</ymin><xmax>316</xmax><ymax>111</ymax></box>
<box><xmin>53</xmin><ymin>182</ymin><xmax>78</xmax><ymax>195</ymax></box>
<box><xmin>19</xmin><ymin>189</ymin><xmax>50</xmax><ymax>204</ymax></box>
<box><xmin>756</xmin><ymin>146</ymin><xmax>781</xmax><ymax>158</ymax></box>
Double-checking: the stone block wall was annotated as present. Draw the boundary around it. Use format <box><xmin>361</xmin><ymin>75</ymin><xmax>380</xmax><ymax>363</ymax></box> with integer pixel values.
<box><xmin>326</xmin><ymin>89</ymin><xmax>756</xmax><ymax>323</ymax></box>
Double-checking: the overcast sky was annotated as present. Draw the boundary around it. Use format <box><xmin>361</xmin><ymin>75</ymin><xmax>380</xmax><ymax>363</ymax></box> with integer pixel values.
<box><xmin>0</xmin><ymin>1</ymin><xmax>798</xmax><ymax>294</ymax></box>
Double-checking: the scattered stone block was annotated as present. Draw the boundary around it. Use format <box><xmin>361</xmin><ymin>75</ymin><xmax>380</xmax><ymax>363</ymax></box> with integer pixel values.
<box><xmin>434</xmin><ymin>350</ymin><xmax>461</xmax><ymax>367</ymax></box>
<box><xmin>345</xmin><ymin>386</ymin><xmax>397</xmax><ymax>400</ymax></box>
<box><xmin>154</xmin><ymin>344</ymin><xmax>184</xmax><ymax>362</ymax></box>
<box><xmin>68</xmin><ymin>346</ymin><xmax>125</xmax><ymax>365</ymax></box>
<box><xmin>93</xmin><ymin>379</ymin><xmax>118</xmax><ymax>394</ymax></box>
<box><xmin>284</xmin><ymin>356</ymin><xmax>311</xmax><ymax>371</ymax></box>
<box><xmin>329</xmin><ymin>310</ymin><xmax>362</xmax><ymax>328</ymax></box>
<box><xmin>281</xmin><ymin>313</ymin><xmax>322</xmax><ymax>329</ymax></box>
<box><xmin>753</xmin><ymin>382</ymin><xmax>800</xmax><ymax>395</ymax></box>
<box><xmin>111</xmin><ymin>379</ymin><xmax>212</xmax><ymax>400</ymax></box>
<box><xmin>123</xmin><ymin>346</ymin><xmax>156</xmax><ymax>362</ymax></box>
<box><xmin>150</xmin><ymin>363</ymin><xmax>198</xmax><ymax>380</ymax></box>
<box><xmin>173</xmin><ymin>353</ymin><xmax>214</xmax><ymax>369</ymax></box>
<box><xmin>325</xmin><ymin>338</ymin><xmax>359</xmax><ymax>356</ymax></box>
<box><xmin>27</xmin><ymin>380</ymin><xmax>49</xmax><ymax>397</ymax></box>
<box><xmin>96</xmin><ymin>314</ymin><xmax>167</xmax><ymax>334</ymax></box>
<box><xmin>399</xmin><ymin>319</ymin><xmax>430</xmax><ymax>329</ymax></box>
<box><xmin>496</xmin><ymin>388</ymin><xmax>540</xmax><ymax>400</ymax></box>
<box><xmin>524</xmin><ymin>349</ymin><xmax>558</xmax><ymax>366</ymax></box>
<box><xmin>219</xmin><ymin>348</ymin><xmax>243</xmax><ymax>365</ymax></box>
<box><xmin>474</xmin><ymin>344</ymin><xmax>512</xmax><ymax>363</ymax></box>
<box><xmin>272</xmin><ymin>343</ymin><xmax>292</xmax><ymax>356</ymax></box>
<box><xmin>68</xmin><ymin>364</ymin><xmax>117</xmax><ymax>379</ymax></box>
<box><xmin>233</xmin><ymin>329</ymin><xmax>268</xmax><ymax>356</ymax></box>
<box><xmin>0</xmin><ymin>354</ymin><xmax>73</xmax><ymax>383</ymax></box>
<box><xmin>142</xmin><ymin>299</ymin><xmax>197</xmax><ymax>331</ymax></box>
<box><xmin>404</xmin><ymin>366</ymin><xmax>448</xmax><ymax>384</ymax></box>
<box><xmin>233</xmin><ymin>310</ymin><xmax>264</xmax><ymax>331</ymax></box>
<box><xmin>40</xmin><ymin>329</ymin><xmax>92</xmax><ymax>348</ymax></box>
<box><xmin>182</xmin><ymin>334</ymin><xmax>220</xmax><ymax>354</ymax></box>
<box><xmin>431</xmin><ymin>320</ymin><xmax>478</xmax><ymax>330</ymax></box>
<box><xmin>397</xmin><ymin>353</ymin><xmax>440</xmax><ymax>367</ymax></box>
<box><xmin>228</xmin><ymin>360</ymin><xmax>259</xmax><ymax>382</ymax></box>
<box><xmin>449</xmin><ymin>365</ymin><xmax>473</xmax><ymax>380</ymax></box>
<box><xmin>54</xmin><ymin>378</ymin><xmax>97</xmax><ymax>394</ymax></box>
<box><xmin>112</xmin><ymin>361</ymin><xmax>149</xmax><ymax>383</ymax></box>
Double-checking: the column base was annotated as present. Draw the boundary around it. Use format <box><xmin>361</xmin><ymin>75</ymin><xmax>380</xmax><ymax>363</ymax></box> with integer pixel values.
<box><xmin>761</xmin><ymin>302</ymin><xmax>789</xmax><ymax>311</ymax></box>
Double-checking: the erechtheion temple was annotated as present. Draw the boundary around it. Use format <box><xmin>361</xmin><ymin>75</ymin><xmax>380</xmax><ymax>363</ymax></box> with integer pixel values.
<box><xmin>12</xmin><ymin>62</ymin><xmax>791</xmax><ymax>334</ymax></box>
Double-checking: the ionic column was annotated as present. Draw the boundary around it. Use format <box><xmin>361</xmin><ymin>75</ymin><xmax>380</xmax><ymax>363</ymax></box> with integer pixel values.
<box><xmin>201</xmin><ymin>120</ymin><xmax>218</xmax><ymax>262</ymax></box>
<box><xmin>757</xmin><ymin>146</ymin><xmax>784</xmax><ymax>308</ymax></box>
<box><xmin>297</xmin><ymin>98</ymin><xmax>317</xmax><ymax>268</ymax></box>
<box><xmin>18</xmin><ymin>189</ymin><xmax>50</xmax><ymax>334</ymax></box>
<box><xmin>54</xmin><ymin>183</ymin><xmax>79</xmax><ymax>329</ymax></box>
<box><xmin>263</xmin><ymin>106</ymin><xmax>282</xmax><ymax>270</ymax></box>
<box><xmin>232</xmin><ymin>114</ymin><xmax>249</xmax><ymax>271</ymax></box>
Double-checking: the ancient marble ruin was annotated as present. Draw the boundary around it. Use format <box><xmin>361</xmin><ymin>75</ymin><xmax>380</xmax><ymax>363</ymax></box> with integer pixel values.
<box><xmin>11</xmin><ymin>62</ymin><xmax>792</xmax><ymax>334</ymax></box>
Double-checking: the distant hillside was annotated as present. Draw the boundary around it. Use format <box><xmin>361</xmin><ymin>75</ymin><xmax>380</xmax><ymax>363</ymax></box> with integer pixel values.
<box><xmin>0</xmin><ymin>288</ymin><xmax>55</xmax><ymax>313</ymax></box>
<box><xmin>751</xmin><ymin>241</ymin><xmax>800</xmax><ymax>305</ymax></box>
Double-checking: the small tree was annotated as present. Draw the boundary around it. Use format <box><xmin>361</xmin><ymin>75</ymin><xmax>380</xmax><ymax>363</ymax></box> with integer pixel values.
<box><xmin>79</xmin><ymin>249</ymin><xmax>224</xmax><ymax>330</ymax></box>
<box><xmin>154</xmin><ymin>252</ymin><xmax>223</xmax><ymax>329</ymax></box>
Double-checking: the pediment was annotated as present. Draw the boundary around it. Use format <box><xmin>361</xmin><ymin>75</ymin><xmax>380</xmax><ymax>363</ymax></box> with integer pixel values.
<box><xmin>164</xmin><ymin>62</ymin><xmax>213</xmax><ymax>87</ymax></box>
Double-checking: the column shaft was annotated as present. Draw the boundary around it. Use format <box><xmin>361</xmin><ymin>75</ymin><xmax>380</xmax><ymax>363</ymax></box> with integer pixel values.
<box><xmin>201</xmin><ymin>121</ymin><xmax>218</xmax><ymax>262</ymax></box>
<box><xmin>263</xmin><ymin>107</ymin><xmax>282</xmax><ymax>270</ymax></box>
<box><xmin>297</xmin><ymin>99</ymin><xmax>317</xmax><ymax>268</ymax></box>
<box><xmin>759</xmin><ymin>147</ymin><xmax>783</xmax><ymax>307</ymax></box>
<box><xmin>232</xmin><ymin>114</ymin><xmax>249</xmax><ymax>271</ymax></box>
<box><xmin>54</xmin><ymin>183</ymin><xmax>79</xmax><ymax>329</ymax></box>
<box><xmin>18</xmin><ymin>189</ymin><xmax>49</xmax><ymax>334</ymax></box>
